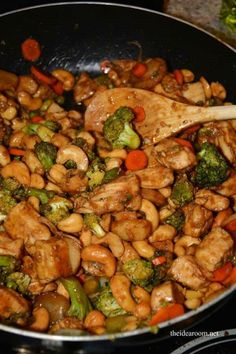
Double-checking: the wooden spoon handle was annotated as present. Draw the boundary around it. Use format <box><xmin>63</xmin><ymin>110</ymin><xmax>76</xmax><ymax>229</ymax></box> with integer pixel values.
<box><xmin>204</xmin><ymin>105</ymin><xmax>236</xmax><ymax>121</ymax></box>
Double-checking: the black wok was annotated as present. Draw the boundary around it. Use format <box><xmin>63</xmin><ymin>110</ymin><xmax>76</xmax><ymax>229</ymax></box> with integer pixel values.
<box><xmin>0</xmin><ymin>2</ymin><xmax>236</xmax><ymax>352</ymax></box>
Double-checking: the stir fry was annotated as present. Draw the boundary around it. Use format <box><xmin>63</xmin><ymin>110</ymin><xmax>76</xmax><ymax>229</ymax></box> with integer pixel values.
<box><xmin>0</xmin><ymin>47</ymin><xmax>236</xmax><ymax>336</ymax></box>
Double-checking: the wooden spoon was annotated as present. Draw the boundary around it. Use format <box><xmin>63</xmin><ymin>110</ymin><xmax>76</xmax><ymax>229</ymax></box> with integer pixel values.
<box><xmin>85</xmin><ymin>88</ymin><xmax>236</xmax><ymax>143</ymax></box>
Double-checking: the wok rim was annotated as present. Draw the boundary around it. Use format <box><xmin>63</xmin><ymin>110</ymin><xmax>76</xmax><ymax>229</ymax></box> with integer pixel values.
<box><xmin>0</xmin><ymin>1</ymin><xmax>235</xmax><ymax>342</ymax></box>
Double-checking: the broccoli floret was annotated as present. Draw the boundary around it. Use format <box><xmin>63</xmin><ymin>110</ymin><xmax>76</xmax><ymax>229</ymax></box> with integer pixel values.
<box><xmin>6</xmin><ymin>272</ymin><xmax>31</xmax><ymax>295</ymax></box>
<box><xmin>0</xmin><ymin>190</ymin><xmax>17</xmax><ymax>217</ymax></box>
<box><xmin>93</xmin><ymin>287</ymin><xmax>126</xmax><ymax>317</ymax></box>
<box><xmin>60</xmin><ymin>277</ymin><xmax>92</xmax><ymax>320</ymax></box>
<box><xmin>40</xmin><ymin>196</ymin><xmax>72</xmax><ymax>224</ymax></box>
<box><xmin>195</xmin><ymin>142</ymin><xmax>229</xmax><ymax>188</ymax></box>
<box><xmin>23</xmin><ymin>123</ymin><xmax>55</xmax><ymax>142</ymax></box>
<box><xmin>95</xmin><ymin>75</ymin><xmax>114</xmax><ymax>88</ymax></box>
<box><xmin>103</xmin><ymin>107</ymin><xmax>140</xmax><ymax>149</ymax></box>
<box><xmin>43</xmin><ymin>120</ymin><xmax>62</xmax><ymax>132</ymax></box>
<box><xmin>102</xmin><ymin>167</ymin><xmax>120</xmax><ymax>184</ymax></box>
<box><xmin>35</xmin><ymin>141</ymin><xmax>57</xmax><ymax>171</ymax></box>
<box><xmin>165</xmin><ymin>209</ymin><xmax>185</xmax><ymax>232</ymax></box>
<box><xmin>64</xmin><ymin>159</ymin><xmax>77</xmax><ymax>169</ymax></box>
<box><xmin>0</xmin><ymin>256</ymin><xmax>20</xmax><ymax>283</ymax></box>
<box><xmin>0</xmin><ymin>177</ymin><xmax>21</xmax><ymax>193</ymax></box>
<box><xmin>83</xmin><ymin>213</ymin><xmax>105</xmax><ymax>237</ymax></box>
<box><xmin>86</xmin><ymin>158</ymin><xmax>106</xmax><ymax>189</ymax></box>
<box><xmin>122</xmin><ymin>259</ymin><xmax>155</xmax><ymax>290</ymax></box>
<box><xmin>170</xmin><ymin>176</ymin><xmax>194</xmax><ymax>207</ymax></box>
<box><xmin>13</xmin><ymin>186</ymin><xmax>55</xmax><ymax>205</ymax></box>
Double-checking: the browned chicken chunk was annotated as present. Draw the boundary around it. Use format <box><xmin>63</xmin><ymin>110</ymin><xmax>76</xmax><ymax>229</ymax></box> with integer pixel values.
<box><xmin>134</xmin><ymin>166</ymin><xmax>174</xmax><ymax>189</ymax></box>
<box><xmin>0</xmin><ymin>232</ymin><xmax>23</xmax><ymax>258</ymax></box>
<box><xmin>168</xmin><ymin>255</ymin><xmax>209</xmax><ymax>290</ymax></box>
<box><xmin>4</xmin><ymin>201</ymin><xmax>51</xmax><ymax>246</ymax></box>
<box><xmin>0</xmin><ymin>286</ymin><xmax>29</xmax><ymax>323</ymax></box>
<box><xmin>75</xmin><ymin>175</ymin><xmax>141</xmax><ymax>215</ymax></box>
<box><xmin>183</xmin><ymin>203</ymin><xmax>213</xmax><ymax>238</ymax></box>
<box><xmin>195</xmin><ymin>227</ymin><xmax>233</xmax><ymax>273</ymax></box>
<box><xmin>151</xmin><ymin>281</ymin><xmax>184</xmax><ymax>311</ymax></box>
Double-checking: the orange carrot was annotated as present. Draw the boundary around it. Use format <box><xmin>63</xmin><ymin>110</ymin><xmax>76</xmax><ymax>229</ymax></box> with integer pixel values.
<box><xmin>21</xmin><ymin>38</ymin><xmax>41</xmax><ymax>62</ymax></box>
<box><xmin>183</xmin><ymin>124</ymin><xmax>201</xmax><ymax>136</ymax></box>
<box><xmin>51</xmin><ymin>80</ymin><xmax>64</xmax><ymax>96</ymax></box>
<box><xmin>223</xmin><ymin>267</ymin><xmax>236</xmax><ymax>285</ymax></box>
<box><xmin>149</xmin><ymin>303</ymin><xmax>185</xmax><ymax>326</ymax></box>
<box><xmin>152</xmin><ymin>256</ymin><xmax>167</xmax><ymax>266</ymax></box>
<box><xmin>173</xmin><ymin>69</ymin><xmax>184</xmax><ymax>85</ymax></box>
<box><xmin>132</xmin><ymin>62</ymin><xmax>147</xmax><ymax>78</ymax></box>
<box><xmin>133</xmin><ymin>106</ymin><xmax>146</xmax><ymax>123</ymax></box>
<box><xmin>31</xmin><ymin>66</ymin><xmax>56</xmax><ymax>86</ymax></box>
<box><xmin>8</xmin><ymin>148</ymin><xmax>25</xmax><ymax>156</ymax></box>
<box><xmin>224</xmin><ymin>219</ymin><xmax>236</xmax><ymax>232</ymax></box>
<box><xmin>174</xmin><ymin>138</ymin><xmax>194</xmax><ymax>151</ymax></box>
<box><xmin>31</xmin><ymin>115</ymin><xmax>44</xmax><ymax>123</ymax></box>
<box><xmin>212</xmin><ymin>262</ymin><xmax>233</xmax><ymax>282</ymax></box>
<box><xmin>125</xmin><ymin>150</ymin><xmax>148</xmax><ymax>171</ymax></box>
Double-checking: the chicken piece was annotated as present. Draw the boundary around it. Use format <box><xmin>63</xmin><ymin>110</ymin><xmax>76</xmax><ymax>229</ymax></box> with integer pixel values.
<box><xmin>183</xmin><ymin>203</ymin><xmax>213</xmax><ymax>238</ymax></box>
<box><xmin>195</xmin><ymin>227</ymin><xmax>233</xmax><ymax>273</ymax></box>
<box><xmin>0</xmin><ymin>286</ymin><xmax>29</xmax><ymax>324</ymax></box>
<box><xmin>73</xmin><ymin>72</ymin><xmax>97</xmax><ymax>103</ymax></box>
<box><xmin>120</xmin><ymin>241</ymin><xmax>140</xmax><ymax>263</ymax></box>
<box><xmin>28</xmin><ymin>236</ymin><xmax>81</xmax><ymax>284</ymax></box>
<box><xmin>154</xmin><ymin>138</ymin><xmax>196</xmax><ymax>170</ymax></box>
<box><xmin>198</xmin><ymin>121</ymin><xmax>236</xmax><ymax>166</ymax></box>
<box><xmin>217</xmin><ymin>172</ymin><xmax>236</xmax><ymax>197</ymax></box>
<box><xmin>195</xmin><ymin>189</ymin><xmax>230</xmax><ymax>212</ymax></box>
<box><xmin>131</xmin><ymin>57</ymin><xmax>167</xmax><ymax>89</ymax></box>
<box><xmin>134</xmin><ymin>166</ymin><xmax>174</xmax><ymax>189</ymax></box>
<box><xmin>151</xmin><ymin>281</ymin><xmax>184</xmax><ymax>311</ymax></box>
<box><xmin>168</xmin><ymin>255</ymin><xmax>209</xmax><ymax>290</ymax></box>
<box><xmin>0</xmin><ymin>232</ymin><xmax>23</xmax><ymax>258</ymax></box>
<box><xmin>4</xmin><ymin>201</ymin><xmax>51</xmax><ymax>246</ymax></box>
<box><xmin>141</xmin><ymin>188</ymin><xmax>167</xmax><ymax>207</ymax></box>
<box><xmin>75</xmin><ymin>175</ymin><xmax>141</xmax><ymax>215</ymax></box>
<box><xmin>111</xmin><ymin>219</ymin><xmax>152</xmax><ymax>241</ymax></box>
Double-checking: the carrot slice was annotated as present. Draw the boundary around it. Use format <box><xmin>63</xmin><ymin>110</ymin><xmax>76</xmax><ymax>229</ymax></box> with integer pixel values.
<box><xmin>8</xmin><ymin>148</ymin><xmax>25</xmax><ymax>156</ymax></box>
<box><xmin>51</xmin><ymin>80</ymin><xmax>64</xmax><ymax>96</ymax></box>
<box><xmin>133</xmin><ymin>106</ymin><xmax>146</xmax><ymax>123</ymax></box>
<box><xmin>125</xmin><ymin>150</ymin><xmax>148</xmax><ymax>171</ymax></box>
<box><xmin>149</xmin><ymin>303</ymin><xmax>185</xmax><ymax>326</ymax></box>
<box><xmin>132</xmin><ymin>62</ymin><xmax>147</xmax><ymax>78</ymax></box>
<box><xmin>212</xmin><ymin>262</ymin><xmax>233</xmax><ymax>282</ymax></box>
<box><xmin>152</xmin><ymin>256</ymin><xmax>167</xmax><ymax>266</ymax></box>
<box><xmin>174</xmin><ymin>138</ymin><xmax>194</xmax><ymax>151</ymax></box>
<box><xmin>183</xmin><ymin>124</ymin><xmax>201</xmax><ymax>136</ymax></box>
<box><xmin>31</xmin><ymin>66</ymin><xmax>56</xmax><ymax>86</ymax></box>
<box><xmin>173</xmin><ymin>69</ymin><xmax>184</xmax><ymax>85</ymax></box>
<box><xmin>31</xmin><ymin>115</ymin><xmax>44</xmax><ymax>123</ymax></box>
<box><xmin>224</xmin><ymin>219</ymin><xmax>236</xmax><ymax>232</ymax></box>
<box><xmin>21</xmin><ymin>38</ymin><xmax>41</xmax><ymax>62</ymax></box>
<box><xmin>223</xmin><ymin>267</ymin><xmax>236</xmax><ymax>285</ymax></box>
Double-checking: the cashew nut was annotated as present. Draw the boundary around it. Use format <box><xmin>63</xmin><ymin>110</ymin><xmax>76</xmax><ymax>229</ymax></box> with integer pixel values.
<box><xmin>110</xmin><ymin>274</ymin><xmax>136</xmax><ymax>313</ymax></box>
<box><xmin>149</xmin><ymin>224</ymin><xmax>176</xmax><ymax>243</ymax></box>
<box><xmin>80</xmin><ymin>228</ymin><xmax>92</xmax><ymax>247</ymax></box>
<box><xmin>181</xmin><ymin>69</ymin><xmax>195</xmax><ymax>83</ymax></box>
<box><xmin>56</xmin><ymin>144</ymin><xmax>89</xmax><ymax>171</ymax></box>
<box><xmin>9</xmin><ymin>131</ymin><xmax>25</xmax><ymax>148</ymax></box>
<box><xmin>105</xmin><ymin>157</ymin><xmax>123</xmax><ymax>170</ymax></box>
<box><xmin>17</xmin><ymin>76</ymin><xmax>38</xmax><ymax>95</ymax></box>
<box><xmin>140</xmin><ymin>199</ymin><xmax>159</xmax><ymax>231</ymax></box>
<box><xmin>48</xmin><ymin>164</ymin><xmax>67</xmax><ymax>184</ymax></box>
<box><xmin>28</xmin><ymin>196</ymin><xmax>40</xmax><ymax>211</ymax></box>
<box><xmin>211</xmin><ymin>82</ymin><xmax>226</xmax><ymax>100</ymax></box>
<box><xmin>51</xmin><ymin>133</ymin><xmax>70</xmax><ymax>148</ymax></box>
<box><xmin>1</xmin><ymin>160</ymin><xmax>31</xmax><ymax>186</ymax></box>
<box><xmin>29</xmin><ymin>307</ymin><xmax>50</xmax><ymax>332</ymax></box>
<box><xmin>0</xmin><ymin>145</ymin><xmax>10</xmax><ymax>166</ymax></box>
<box><xmin>132</xmin><ymin>240</ymin><xmax>155</xmax><ymax>259</ymax></box>
<box><xmin>17</xmin><ymin>91</ymin><xmax>42</xmax><ymax>111</ymax></box>
<box><xmin>132</xmin><ymin>286</ymin><xmax>150</xmax><ymax>304</ymax></box>
<box><xmin>57</xmin><ymin>213</ymin><xmax>84</xmax><ymax>233</ymax></box>
<box><xmin>200</xmin><ymin>76</ymin><xmax>212</xmax><ymax>99</ymax></box>
<box><xmin>30</xmin><ymin>173</ymin><xmax>45</xmax><ymax>189</ymax></box>
<box><xmin>174</xmin><ymin>236</ymin><xmax>201</xmax><ymax>257</ymax></box>
<box><xmin>81</xmin><ymin>244</ymin><xmax>116</xmax><ymax>277</ymax></box>
<box><xmin>91</xmin><ymin>232</ymin><xmax>124</xmax><ymax>258</ymax></box>
<box><xmin>184</xmin><ymin>298</ymin><xmax>201</xmax><ymax>310</ymax></box>
<box><xmin>77</xmin><ymin>131</ymin><xmax>95</xmax><ymax>147</ymax></box>
<box><xmin>23</xmin><ymin>150</ymin><xmax>44</xmax><ymax>175</ymax></box>
<box><xmin>51</xmin><ymin>69</ymin><xmax>75</xmax><ymax>91</ymax></box>
<box><xmin>133</xmin><ymin>301</ymin><xmax>151</xmax><ymax>319</ymax></box>
<box><xmin>98</xmin><ymin>148</ymin><xmax>127</xmax><ymax>160</ymax></box>
<box><xmin>84</xmin><ymin>310</ymin><xmax>105</xmax><ymax>329</ymax></box>
<box><xmin>1</xmin><ymin>106</ymin><xmax>17</xmax><ymax>120</ymax></box>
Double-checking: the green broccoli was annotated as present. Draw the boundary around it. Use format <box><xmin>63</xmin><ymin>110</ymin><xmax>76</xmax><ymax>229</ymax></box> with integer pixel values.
<box><xmin>64</xmin><ymin>159</ymin><xmax>77</xmax><ymax>169</ymax></box>
<box><xmin>60</xmin><ymin>277</ymin><xmax>92</xmax><ymax>320</ymax></box>
<box><xmin>122</xmin><ymin>259</ymin><xmax>155</xmax><ymax>291</ymax></box>
<box><xmin>43</xmin><ymin>120</ymin><xmax>62</xmax><ymax>132</ymax></box>
<box><xmin>195</xmin><ymin>142</ymin><xmax>229</xmax><ymax>188</ymax></box>
<box><xmin>170</xmin><ymin>176</ymin><xmax>194</xmax><ymax>207</ymax></box>
<box><xmin>165</xmin><ymin>209</ymin><xmax>185</xmax><ymax>232</ymax></box>
<box><xmin>13</xmin><ymin>186</ymin><xmax>55</xmax><ymax>205</ymax></box>
<box><xmin>6</xmin><ymin>272</ymin><xmax>31</xmax><ymax>295</ymax></box>
<box><xmin>103</xmin><ymin>107</ymin><xmax>140</xmax><ymax>149</ymax></box>
<box><xmin>0</xmin><ymin>177</ymin><xmax>20</xmax><ymax>193</ymax></box>
<box><xmin>0</xmin><ymin>255</ymin><xmax>20</xmax><ymax>283</ymax></box>
<box><xmin>0</xmin><ymin>191</ymin><xmax>17</xmax><ymax>218</ymax></box>
<box><xmin>95</xmin><ymin>75</ymin><xmax>114</xmax><ymax>89</ymax></box>
<box><xmin>23</xmin><ymin>123</ymin><xmax>55</xmax><ymax>142</ymax></box>
<box><xmin>86</xmin><ymin>158</ymin><xmax>106</xmax><ymax>189</ymax></box>
<box><xmin>93</xmin><ymin>287</ymin><xmax>126</xmax><ymax>317</ymax></box>
<box><xmin>83</xmin><ymin>213</ymin><xmax>105</xmax><ymax>237</ymax></box>
<box><xmin>40</xmin><ymin>196</ymin><xmax>73</xmax><ymax>224</ymax></box>
<box><xmin>102</xmin><ymin>167</ymin><xmax>120</xmax><ymax>184</ymax></box>
<box><xmin>34</xmin><ymin>141</ymin><xmax>58</xmax><ymax>171</ymax></box>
